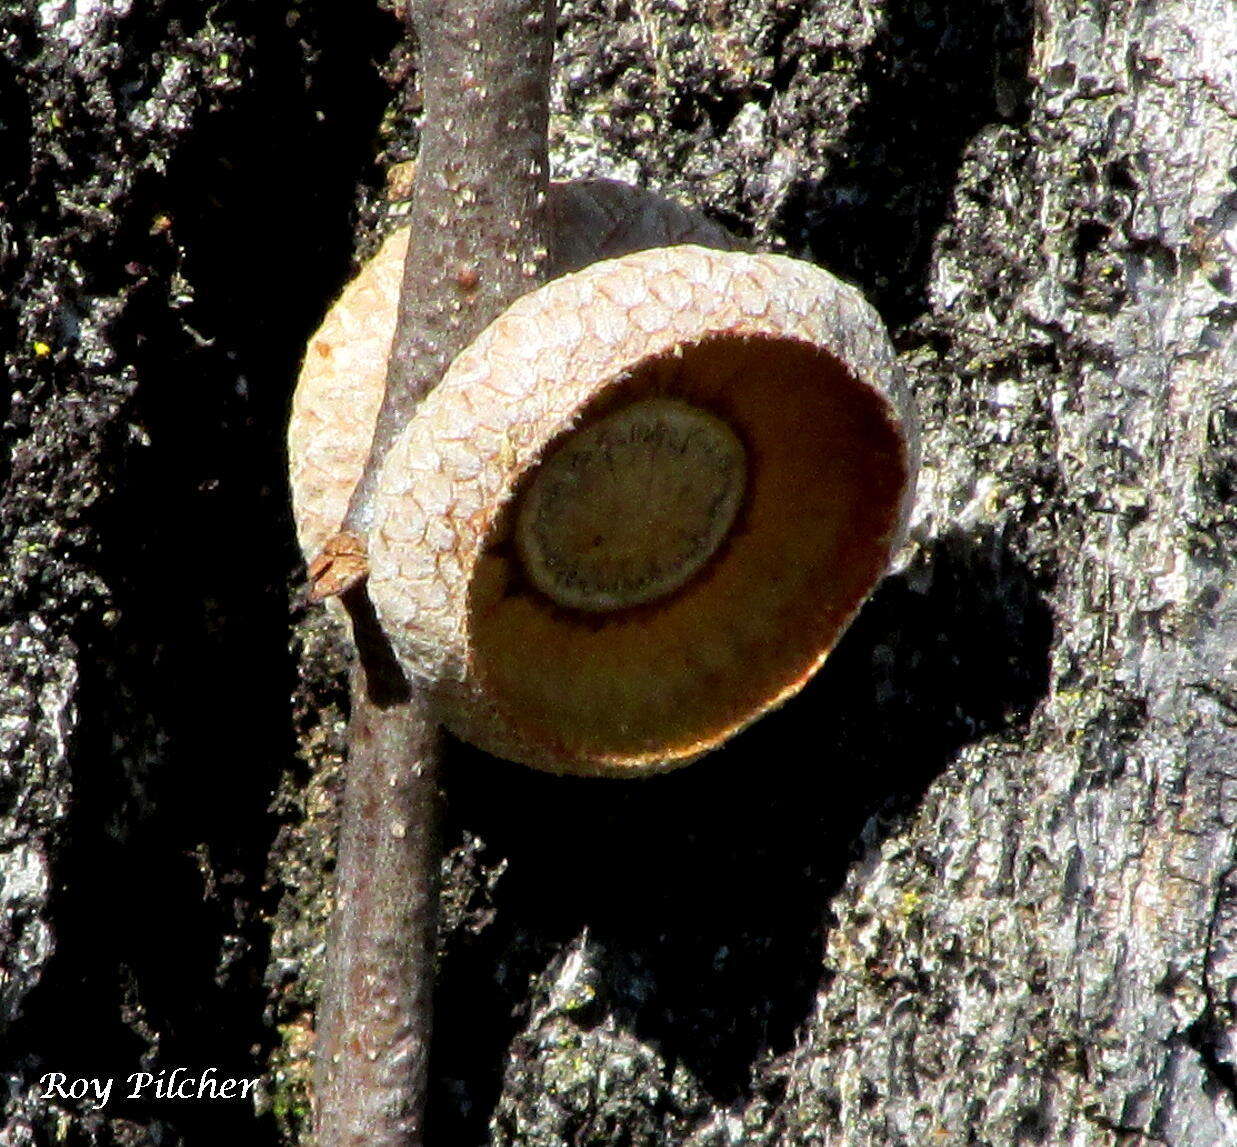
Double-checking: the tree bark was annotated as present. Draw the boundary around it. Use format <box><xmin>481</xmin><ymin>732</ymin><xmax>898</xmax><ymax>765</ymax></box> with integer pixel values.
<box><xmin>2</xmin><ymin>0</ymin><xmax>1234</xmax><ymax>1145</ymax></box>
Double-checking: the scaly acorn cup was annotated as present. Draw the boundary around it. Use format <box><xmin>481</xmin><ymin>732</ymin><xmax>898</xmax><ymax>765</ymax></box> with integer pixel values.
<box><xmin>367</xmin><ymin>250</ymin><xmax>918</xmax><ymax>775</ymax></box>
<box><xmin>290</xmin><ymin>181</ymin><xmax>918</xmax><ymax>777</ymax></box>
<box><xmin>289</xmin><ymin>180</ymin><xmax>737</xmax><ymax>565</ymax></box>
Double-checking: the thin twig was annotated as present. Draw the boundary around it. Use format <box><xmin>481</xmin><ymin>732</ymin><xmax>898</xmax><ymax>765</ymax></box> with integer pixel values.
<box><xmin>344</xmin><ymin>0</ymin><xmax>556</xmax><ymax>538</ymax></box>
<box><xmin>313</xmin><ymin>588</ymin><xmax>441</xmax><ymax>1146</ymax></box>
<box><xmin>312</xmin><ymin>1</ymin><xmax>556</xmax><ymax>1143</ymax></box>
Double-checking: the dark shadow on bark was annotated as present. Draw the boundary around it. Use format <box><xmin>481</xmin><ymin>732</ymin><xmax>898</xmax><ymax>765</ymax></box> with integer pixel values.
<box><xmin>783</xmin><ymin>0</ymin><xmax>1034</xmax><ymax>319</ymax></box>
<box><xmin>10</xmin><ymin>3</ymin><xmax>395</xmax><ymax>1144</ymax></box>
<box><xmin>432</xmin><ymin>527</ymin><xmax>1054</xmax><ymax>1143</ymax></box>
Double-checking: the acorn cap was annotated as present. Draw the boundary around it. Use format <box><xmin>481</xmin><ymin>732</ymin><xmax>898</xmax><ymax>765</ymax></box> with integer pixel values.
<box><xmin>288</xmin><ymin>179</ymin><xmax>737</xmax><ymax>566</ymax></box>
<box><xmin>365</xmin><ymin>244</ymin><xmax>919</xmax><ymax>776</ymax></box>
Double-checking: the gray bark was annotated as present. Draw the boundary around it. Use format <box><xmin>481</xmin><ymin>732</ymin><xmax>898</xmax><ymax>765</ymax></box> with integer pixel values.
<box><xmin>2</xmin><ymin>1</ymin><xmax>1234</xmax><ymax>1145</ymax></box>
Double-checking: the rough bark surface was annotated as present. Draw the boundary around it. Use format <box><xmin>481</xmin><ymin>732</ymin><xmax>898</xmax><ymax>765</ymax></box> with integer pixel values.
<box><xmin>2</xmin><ymin>2</ymin><xmax>1234</xmax><ymax>1146</ymax></box>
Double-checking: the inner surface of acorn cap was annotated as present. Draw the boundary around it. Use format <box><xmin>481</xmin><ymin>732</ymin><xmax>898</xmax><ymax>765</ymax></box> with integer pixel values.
<box><xmin>514</xmin><ymin>397</ymin><xmax>747</xmax><ymax>612</ymax></box>
<box><xmin>466</xmin><ymin>331</ymin><xmax>909</xmax><ymax>769</ymax></box>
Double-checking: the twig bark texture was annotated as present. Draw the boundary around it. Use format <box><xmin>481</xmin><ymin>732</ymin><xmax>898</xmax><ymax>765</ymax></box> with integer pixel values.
<box><xmin>312</xmin><ymin>589</ymin><xmax>441</xmax><ymax>1146</ymax></box>
<box><xmin>313</xmin><ymin>2</ymin><xmax>556</xmax><ymax>1145</ymax></box>
<box><xmin>343</xmin><ymin>0</ymin><xmax>556</xmax><ymax>535</ymax></box>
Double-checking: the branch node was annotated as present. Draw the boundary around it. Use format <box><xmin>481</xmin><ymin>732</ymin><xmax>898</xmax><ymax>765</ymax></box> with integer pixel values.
<box><xmin>307</xmin><ymin>531</ymin><xmax>369</xmax><ymax>603</ymax></box>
